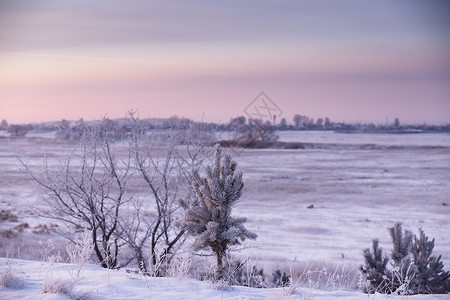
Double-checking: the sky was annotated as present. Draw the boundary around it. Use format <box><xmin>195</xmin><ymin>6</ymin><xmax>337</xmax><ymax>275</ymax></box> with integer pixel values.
<box><xmin>0</xmin><ymin>0</ymin><xmax>449</xmax><ymax>125</ymax></box>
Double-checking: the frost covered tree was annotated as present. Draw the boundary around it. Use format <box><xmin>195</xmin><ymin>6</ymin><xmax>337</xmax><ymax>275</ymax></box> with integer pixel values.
<box><xmin>361</xmin><ymin>239</ymin><xmax>389</xmax><ymax>293</ymax></box>
<box><xmin>124</xmin><ymin>111</ymin><xmax>211</xmax><ymax>274</ymax></box>
<box><xmin>180</xmin><ymin>144</ymin><xmax>257</xmax><ymax>278</ymax></box>
<box><xmin>412</xmin><ymin>229</ymin><xmax>450</xmax><ymax>294</ymax></box>
<box><xmin>362</xmin><ymin>223</ymin><xmax>450</xmax><ymax>294</ymax></box>
<box><xmin>21</xmin><ymin>121</ymin><xmax>132</xmax><ymax>269</ymax></box>
<box><xmin>388</xmin><ymin>222</ymin><xmax>415</xmax><ymax>292</ymax></box>
<box><xmin>389</xmin><ymin>222</ymin><xmax>413</xmax><ymax>265</ymax></box>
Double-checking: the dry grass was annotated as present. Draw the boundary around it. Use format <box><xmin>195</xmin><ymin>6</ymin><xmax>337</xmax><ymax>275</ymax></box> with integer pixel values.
<box><xmin>0</xmin><ymin>210</ymin><xmax>18</xmax><ymax>222</ymax></box>
<box><xmin>269</xmin><ymin>260</ymin><xmax>360</xmax><ymax>291</ymax></box>
<box><xmin>0</xmin><ymin>232</ymin><xmax>68</xmax><ymax>262</ymax></box>
<box><xmin>0</xmin><ymin>257</ymin><xmax>25</xmax><ymax>290</ymax></box>
<box><xmin>41</xmin><ymin>277</ymin><xmax>76</xmax><ymax>295</ymax></box>
<box><xmin>0</xmin><ymin>267</ymin><xmax>24</xmax><ymax>289</ymax></box>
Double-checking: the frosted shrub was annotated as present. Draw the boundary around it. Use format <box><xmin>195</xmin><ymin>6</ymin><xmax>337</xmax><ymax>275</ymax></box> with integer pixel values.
<box><xmin>361</xmin><ymin>222</ymin><xmax>450</xmax><ymax>294</ymax></box>
<box><xmin>66</xmin><ymin>231</ymin><xmax>94</xmax><ymax>277</ymax></box>
<box><xmin>127</xmin><ymin>112</ymin><xmax>208</xmax><ymax>273</ymax></box>
<box><xmin>227</xmin><ymin>259</ymin><xmax>266</xmax><ymax>288</ymax></box>
<box><xmin>411</xmin><ymin>229</ymin><xmax>450</xmax><ymax>294</ymax></box>
<box><xmin>0</xmin><ymin>253</ymin><xmax>25</xmax><ymax>289</ymax></box>
<box><xmin>272</xmin><ymin>270</ymin><xmax>290</xmax><ymax>287</ymax></box>
<box><xmin>360</xmin><ymin>239</ymin><xmax>390</xmax><ymax>293</ymax></box>
<box><xmin>180</xmin><ymin>144</ymin><xmax>257</xmax><ymax>279</ymax></box>
<box><xmin>167</xmin><ymin>253</ymin><xmax>192</xmax><ymax>280</ymax></box>
<box><xmin>390</xmin><ymin>222</ymin><xmax>413</xmax><ymax>265</ymax></box>
<box><xmin>39</xmin><ymin>240</ymin><xmax>62</xmax><ymax>263</ymax></box>
<box><xmin>41</xmin><ymin>278</ymin><xmax>76</xmax><ymax>295</ymax></box>
<box><xmin>0</xmin><ymin>267</ymin><xmax>24</xmax><ymax>289</ymax></box>
<box><xmin>22</xmin><ymin>125</ymin><xmax>132</xmax><ymax>269</ymax></box>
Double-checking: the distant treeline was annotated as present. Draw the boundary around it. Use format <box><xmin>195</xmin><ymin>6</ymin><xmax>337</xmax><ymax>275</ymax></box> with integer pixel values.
<box><xmin>1</xmin><ymin>114</ymin><xmax>449</xmax><ymax>139</ymax></box>
<box><xmin>226</xmin><ymin>115</ymin><xmax>450</xmax><ymax>133</ymax></box>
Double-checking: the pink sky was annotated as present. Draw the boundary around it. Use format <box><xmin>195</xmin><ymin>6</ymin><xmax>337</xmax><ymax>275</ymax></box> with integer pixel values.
<box><xmin>1</xmin><ymin>1</ymin><xmax>449</xmax><ymax>125</ymax></box>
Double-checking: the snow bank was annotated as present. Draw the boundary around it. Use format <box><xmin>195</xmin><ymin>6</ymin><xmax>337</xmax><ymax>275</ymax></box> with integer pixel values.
<box><xmin>0</xmin><ymin>258</ymin><xmax>447</xmax><ymax>300</ymax></box>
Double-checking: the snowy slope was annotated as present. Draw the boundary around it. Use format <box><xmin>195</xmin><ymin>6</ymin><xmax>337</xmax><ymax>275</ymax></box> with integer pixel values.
<box><xmin>1</xmin><ymin>258</ymin><xmax>449</xmax><ymax>300</ymax></box>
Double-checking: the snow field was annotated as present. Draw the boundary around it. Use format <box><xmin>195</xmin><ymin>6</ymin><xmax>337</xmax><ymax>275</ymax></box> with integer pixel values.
<box><xmin>1</xmin><ymin>131</ymin><xmax>449</xmax><ymax>299</ymax></box>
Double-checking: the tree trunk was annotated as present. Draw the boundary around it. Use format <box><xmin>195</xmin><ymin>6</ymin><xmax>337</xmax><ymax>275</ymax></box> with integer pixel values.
<box><xmin>92</xmin><ymin>229</ymin><xmax>107</xmax><ymax>268</ymax></box>
<box><xmin>136</xmin><ymin>248</ymin><xmax>147</xmax><ymax>273</ymax></box>
<box><xmin>216</xmin><ymin>249</ymin><xmax>226</xmax><ymax>279</ymax></box>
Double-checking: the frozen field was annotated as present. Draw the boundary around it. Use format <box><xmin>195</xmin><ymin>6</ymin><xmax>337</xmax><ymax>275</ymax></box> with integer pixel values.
<box><xmin>277</xmin><ymin>131</ymin><xmax>450</xmax><ymax>147</ymax></box>
<box><xmin>0</xmin><ymin>131</ymin><xmax>449</xmax><ymax>293</ymax></box>
<box><xmin>235</xmin><ymin>136</ymin><xmax>450</xmax><ymax>269</ymax></box>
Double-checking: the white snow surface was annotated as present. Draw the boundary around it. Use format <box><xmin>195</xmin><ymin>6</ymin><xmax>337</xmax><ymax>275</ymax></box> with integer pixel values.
<box><xmin>1</xmin><ymin>258</ymin><xmax>448</xmax><ymax>300</ymax></box>
<box><xmin>277</xmin><ymin>131</ymin><xmax>450</xmax><ymax>147</ymax></box>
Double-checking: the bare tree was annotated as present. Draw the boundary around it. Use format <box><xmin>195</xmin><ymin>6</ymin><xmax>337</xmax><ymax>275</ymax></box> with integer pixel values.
<box><xmin>233</xmin><ymin>120</ymin><xmax>278</xmax><ymax>145</ymax></box>
<box><xmin>21</xmin><ymin>121</ymin><xmax>132</xmax><ymax>269</ymax></box>
<box><xmin>124</xmin><ymin>112</ymin><xmax>209</xmax><ymax>274</ymax></box>
<box><xmin>22</xmin><ymin>113</ymin><xmax>211</xmax><ymax>272</ymax></box>
<box><xmin>253</xmin><ymin>121</ymin><xmax>278</xmax><ymax>142</ymax></box>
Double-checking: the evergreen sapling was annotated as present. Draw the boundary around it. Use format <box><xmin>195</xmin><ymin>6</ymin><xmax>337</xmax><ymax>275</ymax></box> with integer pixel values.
<box><xmin>389</xmin><ymin>222</ymin><xmax>413</xmax><ymax>265</ymax></box>
<box><xmin>388</xmin><ymin>222</ymin><xmax>415</xmax><ymax>293</ymax></box>
<box><xmin>360</xmin><ymin>239</ymin><xmax>389</xmax><ymax>293</ymax></box>
<box><xmin>362</xmin><ymin>222</ymin><xmax>450</xmax><ymax>294</ymax></box>
<box><xmin>180</xmin><ymin>144</ymin><xmax>257</xmax><ymax>279</ymax></box>
<box><xmin>412</xmin><ymin>229</ymin><xmax>450</xmax><ymax>294</ymax></box>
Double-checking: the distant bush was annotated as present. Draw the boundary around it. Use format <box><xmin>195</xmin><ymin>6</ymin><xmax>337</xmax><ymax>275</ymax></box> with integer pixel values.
<box><xmin>0</xmin><ymin>209</ymin><xmax>18</xmax><ymax>222</ymax></box>
<box><xmin>54</xmin><ymin>129</ymin><xmax>84</xmax><ymax>141</ymax></box>
<box><xmin>7</xmin><ymin>124</ymin><xmax>28</xmax><ymax>137</ymax></box>
<box><xmin>361</xmin><ymin>222</ymin><xmax>450</xmax><ymax>294</ymax></box>
<box><xmin>0</xmin><ymin>119</ymin><xmax>8</xmax><ymax>131</ymax></box>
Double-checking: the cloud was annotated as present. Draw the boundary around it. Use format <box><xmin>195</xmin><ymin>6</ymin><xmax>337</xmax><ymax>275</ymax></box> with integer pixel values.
<box><xmin>1</xmin><ymin>0</ymin><xmax>448</xmax><ymax>52</ymax></box>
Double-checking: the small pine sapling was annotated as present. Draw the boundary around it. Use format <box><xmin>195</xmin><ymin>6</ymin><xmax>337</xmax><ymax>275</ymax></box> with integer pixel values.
<box><xmin>411</xmin><ymin>229</ymin><xmax>450</xmax><ymax>294</ymax></box>
<box><xmin>389</xmin><ymin>222</ymin><xmax>413</xmax><ymax>265</ymax></box>
<box><xmin>228</xmin><ymin>259</ymin><xmax>266</xmax><ymax>288</ymax></box>
<box><xmin>360</xmin><ymin>239</ymin><xmax>389</xmax><ymax>293</ymax></box>
<box><xmin>388</xmin><ymin>222</ymin><xmax>415</xmax><ymax>292</ymax></box>
<box><xmin>362</xmin><ymin>223</ymin><xmax>450</xmax><ymax>295</ymax></box>
<box><xmin>272</xmin><ymin>270</ymin><xmax>291</xmax><ymax>287</ymax></box>
<box><xmin>180</xmin><ymin>144</ymin><xmax>257</xmax><ymax>279</ymax></box>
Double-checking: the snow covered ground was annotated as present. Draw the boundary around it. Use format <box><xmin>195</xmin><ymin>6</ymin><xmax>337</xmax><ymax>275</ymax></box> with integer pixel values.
<box><xmin>1</xmin><ymin>131</ymin><xmax>449</xmax><ymax>298</ymax></box>
<box><xmin>277</xmin><ymin>131</ymin><xmax>450</xmax><ymax>147</ymax></box>
<box><xmin>234</xmin><ymin>147</ymin><xmax>450</xmax><ymax>267</ymax></box>
<box><xmin>1</xmin><ymin>258</ymin><xmax>449</xmax><ymax>300</ymax></box>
